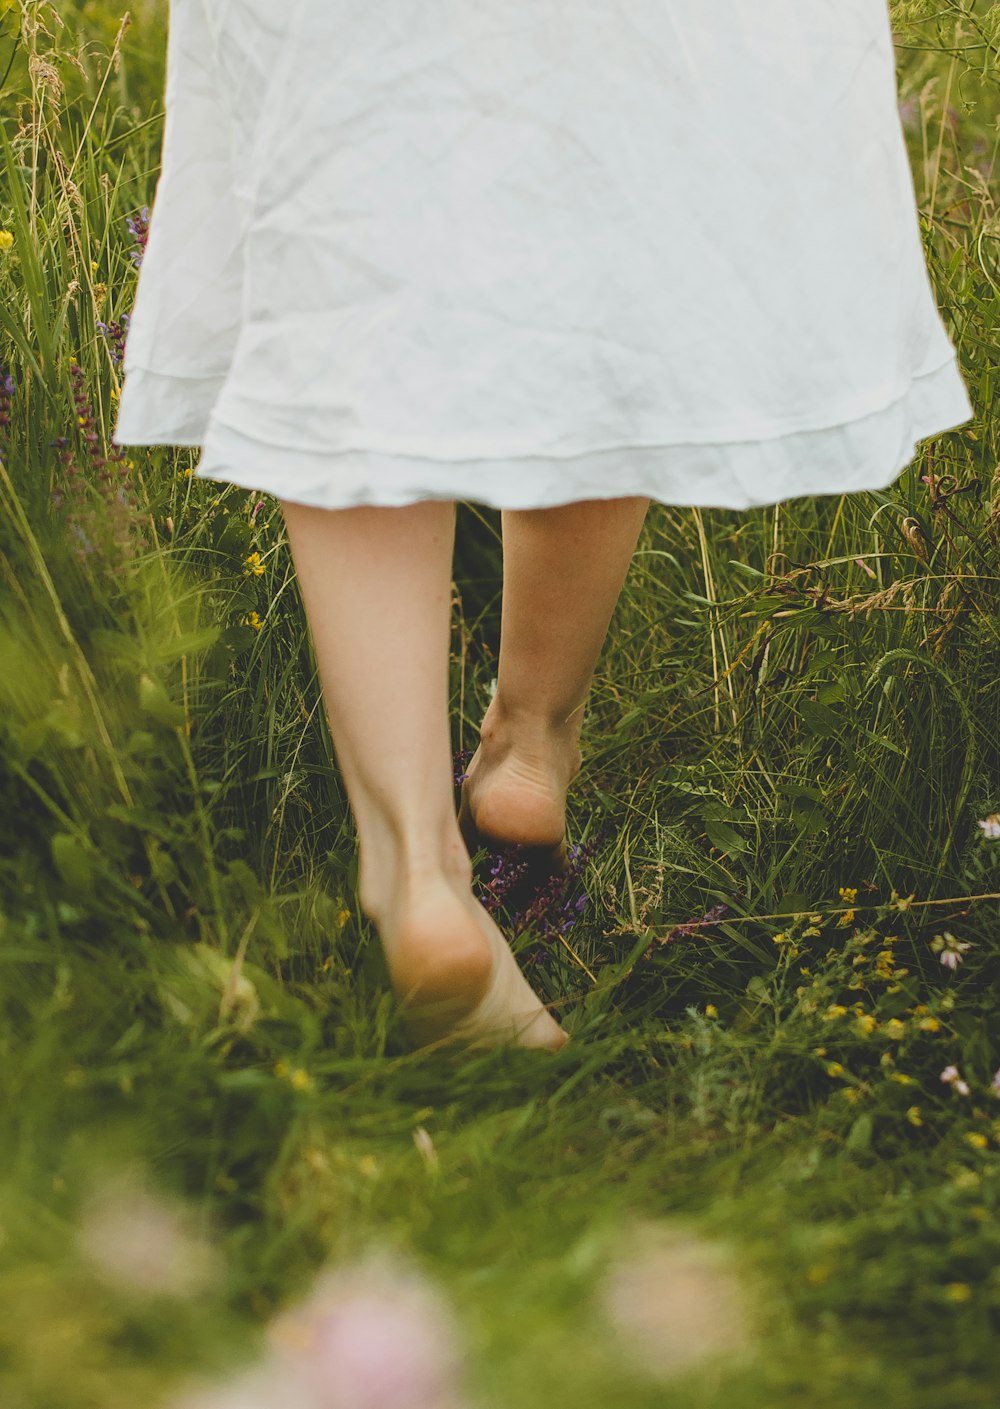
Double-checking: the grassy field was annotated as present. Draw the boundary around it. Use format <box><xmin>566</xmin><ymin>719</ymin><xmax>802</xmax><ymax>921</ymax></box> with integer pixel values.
<box><xmin>1</xmin><ymin>2</ymin><xmax>999</xmax><ymax>1406</ymax></box>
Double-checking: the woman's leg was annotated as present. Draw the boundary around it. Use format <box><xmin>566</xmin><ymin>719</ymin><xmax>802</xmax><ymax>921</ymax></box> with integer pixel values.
<box><xmin>462</xmin><ymin>497</ymin><xmax>650</xmax><ymax>847</ymax></box>
<box><xmin>278</xmin><ymin>496</ymin><xmax>566</xmax><ymax>1050</ymax></box>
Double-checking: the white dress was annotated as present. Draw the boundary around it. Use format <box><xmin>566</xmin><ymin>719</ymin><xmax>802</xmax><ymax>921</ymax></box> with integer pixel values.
<box><xmin>112</xmin><ymin>0</ymin><xmax>974</xmax><ymax>512</ymax></box>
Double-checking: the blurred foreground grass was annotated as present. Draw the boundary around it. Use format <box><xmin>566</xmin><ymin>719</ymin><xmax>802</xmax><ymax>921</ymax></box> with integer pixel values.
<box><xmin>0</xmin><ymin>2</ymin><xmax>999</xmax><ymax>1406</ymax></box>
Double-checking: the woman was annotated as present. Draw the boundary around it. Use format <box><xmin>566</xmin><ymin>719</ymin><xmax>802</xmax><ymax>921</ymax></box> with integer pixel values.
<box><xmin>113</xmin><ymin>1</ymin><xmax>974</xmax><ymax>1051</ymax></box>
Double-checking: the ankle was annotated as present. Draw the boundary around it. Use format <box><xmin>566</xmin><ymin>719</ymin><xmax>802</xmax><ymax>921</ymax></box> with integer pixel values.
<box><xmin>479</xmin><ymin>693</ymin><xmax>583</xmax><ymax>766</ymax></box>
<box><xmin>356</xmin><ymin>819</ymin><xmax>472</xmax><ymax>924</ymax></box>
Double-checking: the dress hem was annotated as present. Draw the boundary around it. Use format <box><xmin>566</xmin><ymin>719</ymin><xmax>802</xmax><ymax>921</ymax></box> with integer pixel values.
<box><xmin>111</xmin><ymin>354</ymin><xmax>975</xmax><ymax>513</ymax></box>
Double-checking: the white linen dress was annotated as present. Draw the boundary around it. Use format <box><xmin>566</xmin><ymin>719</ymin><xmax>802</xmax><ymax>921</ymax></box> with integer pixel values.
<box><xmin>112</xmin><ymin>0</ymin><xmax>975</xmax><ymax>511</ymax></box>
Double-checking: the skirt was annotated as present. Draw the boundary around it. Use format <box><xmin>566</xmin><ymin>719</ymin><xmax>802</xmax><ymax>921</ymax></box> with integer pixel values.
<box><xmin>112</xmin><ymin>0</ymin><xmax>975</xmax><ymax>512</ymax></box>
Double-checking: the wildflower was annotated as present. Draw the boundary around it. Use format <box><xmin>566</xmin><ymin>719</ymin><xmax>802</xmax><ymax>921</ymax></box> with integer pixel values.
<box><xmin>0</xmin><ymin>230</ymin><xmax>13</xmax><ymax>252</ymax></box>
<box><xmin>705</xmin><ymin>1004</ymin><xmax>718</xmax><ymax>1019</ymax></box>
<box><xmin>977</xmin><ymin>814</ymin><xmax>1000</xmax><ymax>839</ymax></box>
<box><xmin>412</xmin><ymin>1126</ymin><xmax>439</xmax><ymax>1172</ymax></box>
<box><xmin>919</xmin><ymin>1016</ymin><xmax>941</xmax><ymax>1033</ymax></box>
<box><xmin>600</xmin><ymin>1223</ymin><xmax>750</xmax><ymax>1379</ymax></box>
<box><xmin>96</xmin><ymin>312</ymin><xmax>130</xmax><ymax>366</ymax></box>
<box><xmin>944</xmin><ymin>1283</ymin><xmax>972</xmax><ymax>1304</ymax></box>
<box><xmin>274</xmin><ymin>1060</ymin><xmax>289</xmax><ymax>1079</ymax></box>
<box><xmin>890</xmin><ymin>1072</ymin><xmax>913</xmax><ymax>1085</ymax></box>
<box><xmin>76</xmin><ymin>1171</ymin><xmax>220</xmax><ymax>1297</ymax></box>
<box><xmin>842</xmin><ymin>1088</ymin><xmax>861</xmax><ymax>1103</ymax></box>
<box><xmin>266</xmin><ymin>1251</ymin><xmax>470</xmax><ymax>1409</ymax></box>
<box><xmin>838</xmin><ymin>887</ymin><xmax>858</xmax><ymax>904</ymax></box>
<box><xmin>289</xmin><ymin>1068</ymin><xmax>314</xmax><ymax>1093</ymax></box>
<box><xmin>931</xmin><ymin>932</ymin><xmax>973</xmax><ymax>970</ymax></box>
<box><xmin>941</xmin><ymin>1066</ymin><xmax>971</xmax><ymax>1097</ymax></box>
<box><xmin>126</xmin><ymin>206</ymin><xmax>150</xmax><ymax>267</ymax></box>
<box><xmin>992</xmin><ymin>1068</ymin><xmax>1000</xmax><ymax>1098</ymax></box>
<box><xmin>826</xmin><ymin>1062</ymin><xmax>845</xmax><ymax>1078</ymax></box>
<box><xmin>244</xmin><ymin>610</ymin><xmax>263</xmax><ymax>631</ymax></box>
<box><xmin>965</xmin><ymin>1132</ymin><xmax>988</xmax><ymax>1150</ymax></box>
<box><xmin>884</xmin><ymin>1018</ymin><xmax>906</xmax><ymax>1040</ymax></box>
<box><xmin>823</xmin><ymin>1005</ymin><xmax>848</xmax><ymax>1022</ymax></box>
<box><xmin>772</xmin><ymin>931</ymin><xmax>790</xmax><ymax>945</ymax></box>
<box><xmin>245</xmin><ymin>551</ymin><xmax>265</xmax><ymax>576</ymax></box>
<box><xmin>906</xmin><ymin>1106</ymin><xmax>923</xmax><ymax>1126</ymax></box>
<box><xmin>855</xmin><ymin>1014</ymin><xmax>878</xmax><ymax>1036</ymax></box>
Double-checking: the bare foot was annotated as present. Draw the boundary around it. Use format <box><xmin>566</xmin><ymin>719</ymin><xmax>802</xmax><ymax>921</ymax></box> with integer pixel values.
<box><xmin>367</xmin><ymin>869</ymin><xmax>568</xmax><ymax>1052</ymax></box>
<box><xmin>460</xmin><ymin>702</ymin><xmax>583</xmax><ymax>851</ymax></box>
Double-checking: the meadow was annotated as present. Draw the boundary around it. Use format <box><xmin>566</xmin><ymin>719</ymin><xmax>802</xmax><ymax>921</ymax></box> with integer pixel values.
<box><xmin>0</xmin><ymin>2</ymin><xmax>999</xmax><ymax>1406</ymax></box>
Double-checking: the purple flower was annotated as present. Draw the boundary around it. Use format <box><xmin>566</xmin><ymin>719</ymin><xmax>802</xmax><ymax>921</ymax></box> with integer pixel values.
<box><xmin>126</xmin><ymin>206</ymin><xmax>150</xmax><ymax>267</ymax></box>
<box><xmin>96</xmin><ymin>311</ymin><xmax>130</xmax><ymax>365</ymax></box>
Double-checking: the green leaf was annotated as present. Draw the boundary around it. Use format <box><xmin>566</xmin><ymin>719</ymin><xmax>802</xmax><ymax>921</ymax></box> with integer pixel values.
<box><xmin>51</xmin><ymin>831</ymin><xmax>95</xmax><ymax>898</ymax></box>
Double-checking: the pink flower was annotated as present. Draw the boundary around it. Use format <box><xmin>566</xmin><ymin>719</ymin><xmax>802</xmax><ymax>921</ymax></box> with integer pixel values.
<box><xmin>267</xmin><ymin>1253</ymin><xmax>469</xmax><ymax>1409</ymax></box>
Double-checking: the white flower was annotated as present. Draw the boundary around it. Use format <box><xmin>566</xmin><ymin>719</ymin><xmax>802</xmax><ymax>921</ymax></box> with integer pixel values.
<box><xmin>940</xmin><ymin>1065</ymin><xmax>970</xmax><ymax>1096</ymax></box>
<box><xmin>600</xmin><ymin>1222</ymin><xmax>751</xmax><ymax>1380</ymax></box>
<box><xmin>976</xmin><ymin>814</ymin><xmax>1000</xmax><ymax>840</ymax></box>
<box><xmin>931</xmin><ymin>932</ymin><xmax>972</xmax><ymax>970</ymax></box>
<box><xmin>76</xmin><ymin>1170</ymin><xmax>220</xmax><ymax>1298</ymax></box>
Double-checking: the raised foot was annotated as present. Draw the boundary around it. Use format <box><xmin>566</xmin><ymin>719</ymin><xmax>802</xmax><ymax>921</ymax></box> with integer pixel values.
<box><xmin>459</xmin><ymin>732</ymin><xmax>581</xmax><ymax>855</ymax></box>
<box><xmin>381</xmin><ymin>876</ymin><xmax>568</xmax><ymax>1053</ymax></box>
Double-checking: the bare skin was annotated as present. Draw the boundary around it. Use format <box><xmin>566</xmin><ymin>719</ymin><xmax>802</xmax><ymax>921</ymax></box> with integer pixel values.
<box><xmin>278</xmin><ymin>494</ymin><xmax>649</xmax><ymax>1051</ymax></box>
<box><xmin>462</xmin><ymin>498</ymin><xmax>651</xmax><ymax>851</ymax></box>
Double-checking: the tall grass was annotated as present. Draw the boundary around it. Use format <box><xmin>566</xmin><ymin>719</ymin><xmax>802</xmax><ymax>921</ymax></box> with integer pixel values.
<box><xmin>0</xmin><ymin>3</ymin><xmax>998</xmax><ymax>1407</ymax></box>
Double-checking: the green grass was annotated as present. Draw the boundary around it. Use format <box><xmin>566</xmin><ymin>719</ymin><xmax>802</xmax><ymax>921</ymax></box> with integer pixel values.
<box><xmin>1</xmin><ymin>2</ymin><xmax>999</xmax><ymax>1406</ymax></box>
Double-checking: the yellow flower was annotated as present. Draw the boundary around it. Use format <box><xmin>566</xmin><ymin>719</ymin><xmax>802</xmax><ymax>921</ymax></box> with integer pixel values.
<box><xmin>855</xmin><ymin>1014</ymin><xmax>878</xmax><ymax>1035</ymax></box>
<box><xmin>289</xmin><ymin>1068</ymin><xmax>313</xmax><ymax>1092</ymax></box>
<box><xmin>337</xmin><ymin>907</ymin><xmax>351</xmax><ymax>927</ymax></box>
<box><xmin>823</xmin><ymin>1004</ymin><xmax>848</xmax><ymax>1022</ymax></box>
<box><xmin>906</xmin><ymin>1105</ymin><xmax>923</xmax><ymax>1126</ymax></box>
<box><xmin>802</xmin><ymin>926</ymin><xmax>821</xmax><ymax>938</ymax></box>
<box><xmin>884</xmin><ymin>1018</ymin><xmax>906</xmax><ymax>1040</ymax></box>
<box><xmin>245</xmin><ymin>551</ymin><xmax>265</xmax><ymax>576</ymax></box>
<box><xmin>837</xmin><ymin>909</ymin><xmax>856</xmax><ymax>927</ymax></box>
<box><xmin>965</xmin><ymin>1132</ymin><xmax>988</xmax><ymax>1151</ymax></box>
<box><xmin>0</xmin><ymin>229</ymin><xmax>13</xmax><ymax>252</ymax></box>
<box><xmin>772</xmin><ymin>931</ymin><xmax>790</xmax><ymax>945</ymax></box>
<box><xmin>808</xmin><ymin>914</ymin><xmax>824</xmax><ymax>926</ymax></box>
<box><xmin>944</xmin><ymin>1282</ymin><xmax>971</xmax><ymax>1303</ymax></box>
<box><xmin>843</xmin><ymin>1087</ymin><xmax>861</xmax><ymax>1104</ymax></box>
<box><xmin>806</xmin><ymin>1263</ymin><xmax>833</xmax><ymax>1286</ymax></box>
<box><xmin>889</xmin><ymin>1072</ymin><xmax>913</xmax><ymax>1085</ymax></box>
<box><xmin>826</xmin><ymin>1061</ymin><xmax>845</xmax><ymax>1078</ymax></box>
<box><xmin>274</xmin><ymin>1059</ymin><xmax>289</xmax><ymax>1079</ymax></box>
<box><xmin>245</xmin><ymin>610</ymin><xmax>263</xmax><ymax>631</ymax></box>
<box><xmin>919</xmin><ymin>1016</ymin><xmax>941</xmax><ymax>1033</ymax></box>
<box><xmin>705</xmin><ymin>1003</ymin><xmax>718</xmax><ymax>1019</ymax></box>
<box><xmin>90</xmin><ymin>258</ymin><xmax>98</xmax><ymax>274</ymax></box>
<box><xmin>838</xmin><ymin>887</ymin><xmax>858</xmax><ymax>904</ymax></box>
